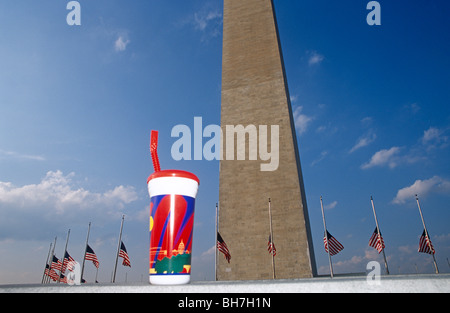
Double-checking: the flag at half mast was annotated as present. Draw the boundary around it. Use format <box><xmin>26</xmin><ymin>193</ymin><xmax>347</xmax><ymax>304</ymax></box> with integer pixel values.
<box><xmin>119</xmin><ymin>241</ymin><xmax>131</xmax><ymax>267</ymax></box>
<box><xmin>85</xmin><ymin>244</ymin><xmax>100</xmax><ymax>268</ymax></box>
<box><xmin>62</xmin><ymin>251</ymin><xmax>76</xmax><ymax>272</ymax></box>
<box><xmin>323</xmin><ymin>231</ymin><xmax>344</xmax><ymax>256</ymax></box>
<box><xmin>369</xmin><ymin>227</ymin><xmax>385</xmax><ymax>253</ymax></box>
<box><xmin>45</xmin><ymin>264</ymin><xmax>59</xmax><ymax>282</ymax></box>
<box><xmin>268</xmin><ymin>234</ymin><xmax>277</xmax><ymax>256</ymax></box>
<box><xmin>217</xmin><ymin>233</ymin><xmax>231</xmax><ymax>263</ymax></box>
<box><xmin>51</xmin><ymin>255</ymin><xmax>63</xmax><ymax>272</ymax></box>
<box><xmin>418</xmin><ymin>230</ymin><xmax>435</xmax><ymax>255</ymax></box>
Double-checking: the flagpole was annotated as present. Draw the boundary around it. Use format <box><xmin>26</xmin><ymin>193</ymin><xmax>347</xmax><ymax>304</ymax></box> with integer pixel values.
<box><xmin>320</xmin><ymin>196</ymin><xmax>334</xmax><ymax>278</ymax></box>
<box><xmin>47</xmin><ymin>236</ymin><xmax>57</xmax><ymax>284</ymax></box>
<box><xmin>215</xmin><ymin>202</ymin><xmax>218</xmax><ymax>281</ymax></box>
<box><xmin>41</xmin><ymin>242</ymin><xmax>53</xmax><ymax>284</ymax></box>
<box><xmin>415</xmin><ymin>195</ymin><xmax>439</xmax><ymax>274</ymax></box>
<box><xmin>58</xmin><ymin>229</ymin><xmax>71</xmax><ymax>283</ymax></box>
<box><xmin>80</xmin><ymin>222</ymin><xmax>91</xmax><ymax>283</ymax></box>
<box><xmin>268</xmin><ymin>198</ymin><xmax>276</xmax><ymax>279</ymax></box>
<box><xmin>370</xmin><ymin>196</ymin><xmax>389</xmax><ymax>275</ymax></box>
<box><xmin>112</xmin><ymin>215</ymin><xmax>125</xmax><ymax>283</ymax></box>
<box><xmin>95</xmin><ymin>267</ymin><xmax>99</xmax><ymax>283</ymax></box>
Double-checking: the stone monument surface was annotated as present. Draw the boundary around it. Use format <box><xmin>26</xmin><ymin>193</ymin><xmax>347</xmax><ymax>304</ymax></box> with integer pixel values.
<box><xmin>218</xmin><ymin>0</ymin><xmax>317</xmax><ymax>280</ymax></box>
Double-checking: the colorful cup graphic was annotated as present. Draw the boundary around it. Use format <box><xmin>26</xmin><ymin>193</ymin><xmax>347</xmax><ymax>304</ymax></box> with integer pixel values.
<box><xmin>147</xmin><ymin>170</ymin><xmax>199</xmax><ymax>285</ymax></box>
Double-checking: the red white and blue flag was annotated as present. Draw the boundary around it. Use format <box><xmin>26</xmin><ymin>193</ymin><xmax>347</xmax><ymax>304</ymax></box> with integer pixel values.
<box><xmin>62</xmin><ymin>251</ymin><xmax>76</xmax><ymax>272</ymax></box>
<box><xmin>323</xmin><ymin>231</ymin><xmax>344</xmax><ymax>256</ymax></box>
<box><xmin>45</xmin><ymin>264</ymin><xmax>59</xmax><ymax>281</ymax></box>
<box><xmin>51</xmin><ymin>255</ymin><xmax>63</xmax><ymax>272</ymax></box>
<box><xmin>217</xmin><ymin>233</ymin><xmax>231</xmax><ymax>263</ymax></box>
<box><xmin>119</xmin><ymin>241</ymin><xmax>131</xmax><ymax>267</ymax></box>
<box><xmin>369</xmin><ymin>227</ymin><xmax>385</xmax><ymax>253</ymax></box>
<box><xmin>268</xmin><ymin>234</ymin><xmax>277</xmax><ymax>256</ymax></box>
<box><xmin>85</xmin><ymin>244</ymin><xmax>100</xmax><ymax>268</ymax></box>
<box><xmin>418</xmin><ymin>230</ymin><xmax>435</xmax><ymax>255</ymax></box>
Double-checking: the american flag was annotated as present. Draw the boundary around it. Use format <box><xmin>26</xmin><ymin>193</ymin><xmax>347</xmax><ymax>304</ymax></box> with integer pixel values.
<box><xmin>59</xmin><ymin>273</ymin><xmax>67</xmax><ymax>284</ymax></box>
<box><xmin>119</xmin><ymin>241</ymin><xmax>131</xmax><ymax>267</ymax></box>
<box><xmin>368</xmin><ymin>227</ymin><xmax>385</xmax><ymax>253</ymax></box>
<box><xmin>217</xmin><ymin>233</ymin><xmax>231</xmax><ymax>263</ymax></box>
<box><xmin>51</xmin><ymin>255</ymin><xmax>63</xmax><ymax>272</ymax></box>
<box><xmin>268</xmin><ymin>234</ymin><xmax>276</xmax><ymax>256</ymax></box>
<box><xmin>45</xmin><ymin>264</ymin><xmax>59</xmax><ymax>281</ymax></box>
<box><xmin>85</xmin><ymin>244</ymin><xmax>100</xmax><ymax>268</ymax></box>
<box><xmin>418</xmin><ymin>230</ymin><xmax>435</xmax><ymax>255</ymax></box>
<box><xmin>62</xmin><ymin>251</ymin><xmax>76</xmax><ymax>272</ymax></box>
<box><xmin>323</xmin><ymin>231</ymin><xmax>344</xmax><ymax>256</ymax></box>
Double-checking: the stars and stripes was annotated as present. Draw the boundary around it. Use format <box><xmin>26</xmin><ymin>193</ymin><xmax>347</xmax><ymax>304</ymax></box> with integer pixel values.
<box><xmin>217</xmin><ymin>232</ymin><xmax>231</xmax><ymax>263</ymax></box>
<box><xmin>267</xmin><ymin>234</ymin><xmax>276</xmax><ymax>256</ymax></box>
<box><xmin>323</xmin><ymin>231</ymin><xmax>344</xmax><ymax>256</ymax></box>
<box><xmin>44</xmin><ymin>252</ymin><xmax>78</xmax><ymax>283</ymax></box>
<box><xmin>62</xmin><ymin>251</ymin><xmax>76</xmax><ymax>272</ymax></box>
<box><xmin>45</xmin><ymin>264</ymin><xmax>59</xmax><ymax>282</ymax></box>
<box><xmin>418</xmin><ymin>230</ymin><xmax>435</xmax><ymax>255</ymax></box>
<box><xmin>119</xmin><ymin>241</ymin><xmax>131</xmax><ymax>267</ymax></box>
<box><xmin>369</xmin><ymin>227</ymin><xmax>385</xmax><ymax>253</ymax></box>
<box><xmin>51</xmin><ymin>255</ymin><xmax>63</xmax><ymax>272</ymax></box>
<box><xmin>59</xmin><ymin>273</ymin><xmax>67</xmax><ymax>284</ymax></box>
<box><xmin>40</xmin><ymin>194</ymin><xmax>447</xmax><ymax>283</ymax></box>
<box><xmin>85</xmin><ymin>244</ymin><xmax>100</xmax><ymax>268</ymax></box>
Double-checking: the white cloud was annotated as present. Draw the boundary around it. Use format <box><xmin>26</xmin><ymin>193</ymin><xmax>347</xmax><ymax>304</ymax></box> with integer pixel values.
<box><xmin>293</xmin><ymin>106</ymin><xmax>313</xmax><ymax>135</ymax></box>
<box><xmin>114</xmin><ymin>35</ymin><xmax>130</xmax><ymax>52</ymax></box>
<box><xmin>308</xmin><ymin>51</ymin><xmax>324</xmax><ymax>66</ymax></box>
<box><xmin>194</xmin><ymin>11</ymin><xmax>222</xmax><ymax>31</ymax></box>
<box><xmin>324</xmin><ymin>200</ymin><xmax>338</xmax><ymax>210</ymax></box>
<box><xmin>421</xmin><ymin>126</ymin><xmax>448</xmax><ymax>148</ymax></box>
<box><xmin>0</xmin><ymin>171</ymin><xmax>138</xmax><ymax>240</ymax></box>
<box><xmin>434</xmin><ymin>233</ymin><xmax>450</xmax><ymax>243</ymax></box>
<box><xmin>360</xmin><ymin>126</ymin><xmax>448</xmax><ymax>170</ymax></box>
<box><xmin>398</xmin><ymin>245</ymin><xmax>414</xmax><ymax>254</ymax></box>
<box><xmin>361</xmin><ymin>147</ymin><xmax>401</xmax><ymax>169</ymax></box>
<box><xmin>321</xmin><ymin>248</ymin><xmax>380</xmax><ymax>274</ymax></box>
<box><xmin>0</xmin><ymin>149</ymin><xmax>45</xmax><ymax>161</ymax></box>
<box><xmin>333</xmin><ymin>255</ymin><xmax>364</xmax><ymax>268</ymax></box>
<box><xmin>404</xmin><ymin>103</ymin><xmax>420</xmax><ymax>114</ymax></box>
<box><xmin>201</xmin><ymin>245</ymin><xmax>216</xmax><ymax>257</ymax></box>
<box><xmin>311</xmin><ymin>150</ymin><xmax>328</xmax><ymax>167</ymax></box>
<box><xmin>361</xmin><ymin>117</ymin><xmax>373</xmax><ymax>126</ymax></box>
<box><xmin>392</xmin><ymin>176</ymin><xmax>450</xmax><ymax>204</ymax></box>
<box><xmin>191</xmin><ymin>10</ymin><xmax>222</xmax><ymax>40</ymax></box>
<box><xmin>422</xmin><ymin>127</ymin><xmax>441</xmax><ymax>144</ymax></box>
<box><xmin>349</xmin><ymin>132</ymin><xmax>377</xmax><ymax>153</ymax></box>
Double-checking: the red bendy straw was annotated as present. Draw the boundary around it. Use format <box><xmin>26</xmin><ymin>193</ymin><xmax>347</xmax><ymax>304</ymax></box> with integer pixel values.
<box><xmin>150</xmin><ymin>130</ymin><xmax>161</xmax><ymax>172</ymax></box>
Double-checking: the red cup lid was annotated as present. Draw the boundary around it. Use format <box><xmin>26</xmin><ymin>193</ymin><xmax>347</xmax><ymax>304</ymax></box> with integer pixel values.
<box><xmin>147</xmin><ymin>170</ymin><xmax>200</xmax><ymax>184</ymax></box>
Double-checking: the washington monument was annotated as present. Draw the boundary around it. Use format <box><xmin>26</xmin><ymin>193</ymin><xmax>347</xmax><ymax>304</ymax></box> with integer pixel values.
<box><xmin>218</xmin><ymin>0</ymin><xmax>317</xmax><ymax>280</ymax></box>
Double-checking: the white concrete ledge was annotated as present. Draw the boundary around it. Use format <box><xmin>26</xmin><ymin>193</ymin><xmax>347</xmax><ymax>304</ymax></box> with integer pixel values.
<box><xmin>1</xmin><ymin>274</ymin><xmax>449</xmax><ymax>293</ymax></box>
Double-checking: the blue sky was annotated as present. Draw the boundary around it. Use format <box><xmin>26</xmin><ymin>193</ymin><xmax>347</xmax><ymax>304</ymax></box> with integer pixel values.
<box><xmin>0</xmin><ymin>1</ymin><xmax>449</xmax><ymax>284</ymax></box>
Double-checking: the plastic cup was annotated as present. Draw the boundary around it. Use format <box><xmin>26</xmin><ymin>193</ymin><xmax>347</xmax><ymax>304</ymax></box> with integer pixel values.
<box><xmin>147</xmin><ymin>170</ymin><xmax>199</xmax><ymax>285</ymax></box>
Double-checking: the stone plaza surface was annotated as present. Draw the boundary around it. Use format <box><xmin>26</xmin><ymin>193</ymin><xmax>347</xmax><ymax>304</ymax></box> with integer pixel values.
<box><xmin>1</xmin><ymin>274</ymin><xmax>449</xmax><ymax>293</ymax></box>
